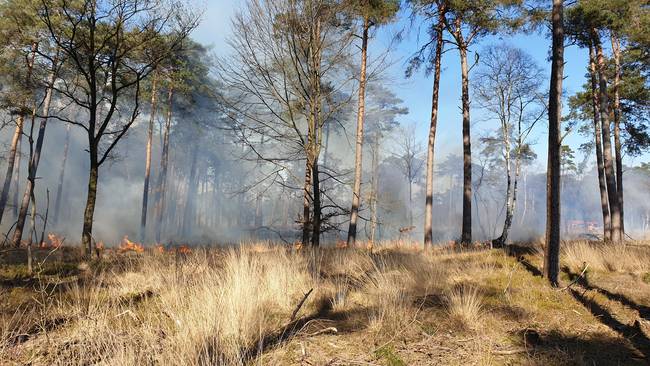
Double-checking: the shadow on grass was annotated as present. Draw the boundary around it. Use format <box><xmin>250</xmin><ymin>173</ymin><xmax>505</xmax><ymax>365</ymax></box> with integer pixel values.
<box><xmin>510</xmin><ymin>328</ymin><xmax>648</xmax><ymax>365</ymax></box>
<box><xmin>564</xmin><ymin>267</ymin><xmax>649</xmax><ymax>321</ymax></box>
<box><xmin>568</xmin><ymin>288</ymin><xmax>649</xmax><ymax>361</ymax></box>
<box><xmin>199</xmin><ymin>294</ymin><xmax>377</xmax><ymax>364</ymax></box>
<box><xmin>504</xmin><ymin>245</ymin><xmax>543</xmax><ymax>277</ymax></box>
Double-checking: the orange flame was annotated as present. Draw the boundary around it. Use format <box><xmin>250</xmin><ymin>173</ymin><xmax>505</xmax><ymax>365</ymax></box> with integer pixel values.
<box><xmin>119</xmin><ymin>236</ymin><xmax>144</xmax><ymax>254</ymax></box>
<box><xmin>176</xmin><ymin>245</ymin><xmax>191</xmax><ymax>254</ymax></box>
<box><xmin>293</xmin><ymin>241</ymin><xmax>303</xmax><ymax>251</ymax></box>
<box><xmin>43</xmin><ymin>233</ymin><xmax>64</xmax><ymax>248</ymax></box>
<box><xmin>154</xmin><ymin>244</ymin><xmax>165</xmax><ymax>254</ymax></box>
<box><xmin>336</xmin><ymin>240</ymin><xmax>347</xmax><ymax>249</ymax></box>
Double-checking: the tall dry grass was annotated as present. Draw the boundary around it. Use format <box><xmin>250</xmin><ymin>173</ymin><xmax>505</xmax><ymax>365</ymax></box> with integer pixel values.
<box><xmin>561</xmin><ymin>241</ymin><xmax>650</xmax><ymax>273</ymax></box>
<box><xmin>22</xmin><ymin>247</ymin><xmax>320</xmax><ymax>365</ymax></box>
<box><xmin>7</xmin><ymin>241</ymin><xmax>631</xmax><ymax>365</ymax></box>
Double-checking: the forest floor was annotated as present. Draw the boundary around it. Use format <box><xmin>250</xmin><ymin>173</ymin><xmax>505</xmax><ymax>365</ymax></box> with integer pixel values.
<box><xmin>1</xmin><ymin>240</ymin><xmax>649</xmax><ymax>365</ymax></box>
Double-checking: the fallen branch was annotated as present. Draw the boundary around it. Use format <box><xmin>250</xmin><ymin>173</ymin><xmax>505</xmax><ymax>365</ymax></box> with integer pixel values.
<box><xmin>557</xmin><ymin>262</ymin><xmax>589</xmax><ymax>291</ymax></box>
<box><xmin>491</xmin><ymin>348</ymin><xmax>527</xmax><ymax>355</ymax></box>
<box><xmin>304</xmin><ymin>326</ymin><xmax>337</xmax><ymax>337</ymax></box>
<box><xmin>290</xmin><ymin>288</ymin><xmax>314</xmax><ymax>322</ymax></box>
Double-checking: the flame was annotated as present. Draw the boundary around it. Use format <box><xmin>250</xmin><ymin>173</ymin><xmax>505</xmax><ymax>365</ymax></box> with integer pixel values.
<box><xmin>39</xmin><ymin>233</ymin><xmax>64</xmax><ymax>249</ymax></box>
<box><xmin>293</xmin><ymin>241</ymin><xmax>303</xmax><ymax>251</ymax></box>
<box><xmin>119</xmin><ymin>236</ymin><xmax>144</xmax><ymax>254</ymax></box>
<box><xmin>154</xmin><ymin>244</ymin><xmax>165</xmax><ymax>254</ymax></box>
<box><xmin>176</xmin><ymin>245</ymin><xmax>191</xmax><ymax>254</ymax></box>
<box><xmin>335</xmin><ymin>240</ymin><xmax>347</xmax><ymax>249</ymax></box>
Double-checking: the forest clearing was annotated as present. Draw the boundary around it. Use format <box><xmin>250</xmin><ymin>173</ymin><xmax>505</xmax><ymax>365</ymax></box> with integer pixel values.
<box><xmin>1</xmin><ymin>0</ymin><xmax>649</xmax><ymax>364</ymax></box>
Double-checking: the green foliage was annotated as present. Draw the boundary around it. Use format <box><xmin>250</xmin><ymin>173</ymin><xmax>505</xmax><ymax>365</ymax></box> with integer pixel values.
<box><xmin>348</xmin><ymin>0</ymin><xmax>400</xmax><ymax>24</ymax></box>
<box><xmin>642</xmin><ymin>272</ymin><xmax>650</xmax><ymax>284</ymax></box>
<box><xmin>374</xmin><ymin>345</ymin><xmax>406</xmax><ymax>366</ymax></box>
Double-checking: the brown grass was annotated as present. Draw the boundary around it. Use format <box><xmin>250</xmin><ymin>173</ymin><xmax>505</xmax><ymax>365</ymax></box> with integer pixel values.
<box><xmin>2</xmin><ymin>241</ymin><xmax>649</xmax><ymax>365</ymax></box>
<box><xmin>562</xmin><ymin>240</ymin><xmax>650</xmax><ymax>273</ymax></box>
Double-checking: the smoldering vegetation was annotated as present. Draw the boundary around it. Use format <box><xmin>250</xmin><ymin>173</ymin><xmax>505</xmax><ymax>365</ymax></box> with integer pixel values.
<box><xmin>0</xmin><ymin>0</ymin><xmax>647</xmax><ymax>252</ymax></box>
<box><xmin>3</xmin><ymin>104</ymin><xmax>650</xmax><ymax>246</ymax></box>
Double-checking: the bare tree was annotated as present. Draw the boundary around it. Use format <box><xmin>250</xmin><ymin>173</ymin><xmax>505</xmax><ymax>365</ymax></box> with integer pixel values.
<box><xmin>391</xmin><ymin>124</ymin><xmax>425</xmax><ymax>228</ymax></box>
<box><xmin>474</xmin><ymin>44</ymin><xmax>545</xmax><ymax>248</ymax></box>
<box><xmin>39</xmin><ymin>0</ymin><xmax>197</xmax><ymax>256</ymax></box>
<box><xmin>220</xmin><ymin>0</ymin><xmax>353</xmax><ymax>246</ymax></box>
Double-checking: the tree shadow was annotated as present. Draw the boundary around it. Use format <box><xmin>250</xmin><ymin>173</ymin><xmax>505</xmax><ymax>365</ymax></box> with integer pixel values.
<box><xmin>563</xmin><ymin>267</ymin><xmax>650</xmax><ymax>320</ymax></box>
<box><xmin>568</xmin><ymin>288</ymin><xmax>650</xmax><ymax>360</ymax></box>
<box><xmin>504</xmin><ymin>244</ymin><xmax>543</xmax><ymax>277</ymax></box>
<box><xmin>509</xmin><ymin>328</ymin><xmax>647</xmax><ymax>365</ymax></box>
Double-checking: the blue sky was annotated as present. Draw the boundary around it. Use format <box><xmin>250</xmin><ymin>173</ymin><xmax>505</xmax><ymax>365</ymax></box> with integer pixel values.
<box><xmin>191</xmin><ymin>1</ymin><xmax>647</xmax><ymax>171</ymax></box>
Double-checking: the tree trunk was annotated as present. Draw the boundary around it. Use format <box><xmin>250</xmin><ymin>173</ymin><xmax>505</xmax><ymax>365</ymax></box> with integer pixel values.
<box><xmin>311</xmin><ymin>159</ymin><xmax>321</xmax><ymax>247</ymax></box>
<box><xmin>12</xmin><ymin>137</ymin><xmax>22</xmax><ymax>219</ymax></box>
<box><xmin>611</xmin><ymin>32</ymin><xmax>624</xmax><ymax>237</ymax></box>
<box><xmin>302</xmin><ymin>158</ymin><xmax>312</xmax><ymax>245</ymax></box>
<box><xmin>459</xmin><ymin>42</ymin><xmax>472</xmax><ymax>245</ymax></box>
<box><xmin>493</xmin><ymin>120</ymin><xmax>512</xmax><ymax>248</ymax></box>
<box><xmin>154</xmin><ymin>86</ymin><xmax>173</xmax><ymax>243</ymax></box>
<box><xmin>588</xmin><ymin>43</ymin><xmax>611</xmax><ymax>241</ymax></box>
<box><xmin>593</xmin><ymin>30</ymin><xmax>621</xmax><ymax>243</ymax></box>
<box><xmin>346</xmin><ymin>17</ymin><xmax>369</xmax><ymax>247</ymax></box>
<box><xmin>27</xmin><ymin>190</ymin><xmax>36</xmax><ymax>274</ymax></box>
<box><xmin>82</xmin><ymin>153</ymin><xmax>99</xmax><ymax>257</ymax></box>
<box><xmin>1</xmin><ymin>44</ymin><xmax>37</xmax><ymax>225</ymax></box>
<box><xmin>544</xmin><ymin>0</ymin><xmax>564</xmax><ymax>286</ymax></box>
<box><xmin>53</xmin><ymin>124</ymin><xmax>71</xmax><ymax>226</ymax></box>
<box><xmin>181</xmin><ymin>144</ymin><xmax>199</xmax><ymax>237</ymax></box>
<box><xmin>12</xmin><ymin>64</ymin><xmax>57</xmax><ymax>247</ymax></box>
<box><xmin>0</xmin><ymin>115</ymin><xmax>25</xmax><ymax>225</ymax></box>
<box><xmin>424</xmin><ymin>9</ymin><xmax>445</xmax><ymax>247</ymax></box>
<box><xmin>370</xmin><ymin>130</ymin><xmax>379</xmax><ymax>244</ymax></box>
<box><xmin>140</xmin><ymin>74</ymin><xmax>158</xmax><ymax>242</ymax></box>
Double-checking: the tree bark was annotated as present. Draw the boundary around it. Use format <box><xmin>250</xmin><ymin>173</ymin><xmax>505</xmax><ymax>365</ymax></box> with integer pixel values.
<box><xmin>346</xmin><ymin>16</ymin><xmax>369</xmax><ymax>247</ymax></box>
<box><xmin>459</xmin><ymin>40</ymin><xmax>472</xmax><ymax>245</ymax></box>
<box><xmin>1</xmin><ymin>44</ymin><xmax>38</xmax><ymax>226</ymax></box>
<box><xmin>593</xmin><ymin>29</ymin><xmax>621</xmax><ymax>243</ymax></box>
<box><xmin>81</xmin><ymin>152</ymin><xmax>99</xmax><ymax>257</ymax></box>
<box><xmin>611</xmin><ymin>32</ymin><xmax>624</xmax><ymax>236</ymax></box>
<box><xmin>154</xmin><ymin>86</ymin><xmax>173</xmax><ymax>243</ymax></box>
<box><xmin>424</xmin><ymin>8</ymin><xmax>445</xmax><ymax>247</ymax></box>
<box><xmin>53</xmin><ymin>124</ymin><xmax>71</xmax><ymax>225</ymax></box>
<box><xmin>302</xmin><ymin>158</ymin><xmax>312</xmax><ymax>245</ymax></box>
<box><xmin>12</xmin><ymin>136</ymin><xmax>22</xmax><ymax>219</ymax></box>
<box><xmin>588</xmin><ymin>43</ymin><xmax>611</xmax><ymax>241</ymax></box>
<box><xmin>140</xmin><ymin>74</ymin><xmax>158</xmax><ymax>242</ymax></box>
<box><xmin>370</xmin><ymin>130</ymin><xmax>380</xmax><ymax>244</ymax></box>
<box><xmin>311</xmin><ymin>159</ymin><xmax>321</xmax><ymax>247</ymax></box>
<box><xmin>493</xmin><ymin>116</ymin><xmax>513</xmax><ymax>248</ymax></box>
<box><xmin>544</xmin><ymin>0</ymin><xmax>564</xmax><ymax>286</ymax></box>
<box><xmin>0</xmin><ymin>115</ymin><xmax>25</xmax><ymax>225</ymax></box>
<box><xmin>12</xmin><ymin>63</ymin><xmax>57</xmax><ymax>247</ymax></box>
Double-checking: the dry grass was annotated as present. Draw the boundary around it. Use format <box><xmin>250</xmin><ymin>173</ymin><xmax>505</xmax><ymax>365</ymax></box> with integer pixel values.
<box><xmin>445</xmin><ymin>285</ymin><xmax>484</xmax><ymax>328</ymax></box>
<box><xmin>2</xmin><ymin>241</ymin><xmax>649</xmax><ymax>365</ymax></box>
<box><xmin>562</xmin><ymin>240</ymin><xmax>650</xmax><ymax>273</ymax></box>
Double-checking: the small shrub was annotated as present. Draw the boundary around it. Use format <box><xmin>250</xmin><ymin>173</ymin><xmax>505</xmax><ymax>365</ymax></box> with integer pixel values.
<box><xmin>374</xmin><ymin>345</ymin><xmax>406</xmax><ymax>366</ymax></box>
<box><xmin>445</xmin><ymin>285</ymin><xmax>483</xmax><ymax>328</ymax></box>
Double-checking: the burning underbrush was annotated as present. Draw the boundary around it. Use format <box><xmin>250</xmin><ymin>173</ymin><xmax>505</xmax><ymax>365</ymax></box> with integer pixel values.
<box><xmin>1</xmin><ymin>241</ymin><xmax>649</xmax><ymax>365</ymax></box>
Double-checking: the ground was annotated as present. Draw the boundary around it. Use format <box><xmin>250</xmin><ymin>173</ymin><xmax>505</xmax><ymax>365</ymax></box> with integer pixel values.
<box><xmin>1</xmin><ymin>240</ymin><xmax>649</xmax><ymax>365</ymax></box>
